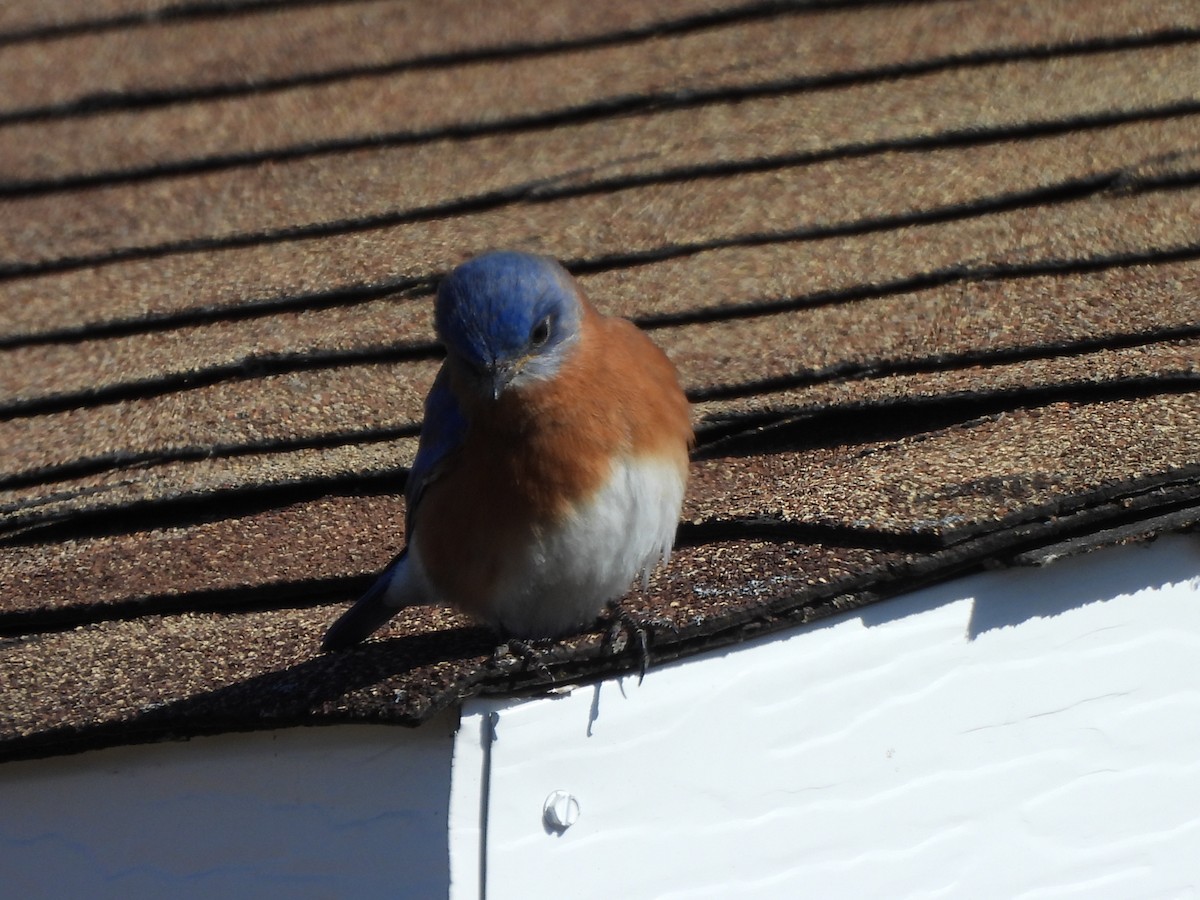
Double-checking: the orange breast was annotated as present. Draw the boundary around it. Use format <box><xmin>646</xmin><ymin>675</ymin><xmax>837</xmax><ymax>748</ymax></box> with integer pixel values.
<box><xmin>413</xmin><ymin>296</ymin><xmax>692</xmax><ymax>616</ymax></box>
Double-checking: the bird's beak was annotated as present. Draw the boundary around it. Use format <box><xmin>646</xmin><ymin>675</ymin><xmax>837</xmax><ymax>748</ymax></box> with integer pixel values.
<box><xmin>488</xmin><ymin>360</ymin><xmax>521</xmax><ymax>401</ymax></box>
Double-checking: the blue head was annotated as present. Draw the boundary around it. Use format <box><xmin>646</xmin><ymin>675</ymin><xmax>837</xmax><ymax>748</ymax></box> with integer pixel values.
<box><xmin>436</xmin><ymin>251</ymin><xmax>583</xmax><ymax>400</ymax></box>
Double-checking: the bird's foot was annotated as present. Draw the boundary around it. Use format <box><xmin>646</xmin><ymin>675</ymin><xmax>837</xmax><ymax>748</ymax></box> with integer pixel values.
<box><xmin>490</xmin><ymin>637</ymin><xmax>555</xmax><ymax>683</ymax></box>
<box><xmin>604</xmin><ymin>601</ymin><xmax>679</xmax><ymax>684</ymax></box>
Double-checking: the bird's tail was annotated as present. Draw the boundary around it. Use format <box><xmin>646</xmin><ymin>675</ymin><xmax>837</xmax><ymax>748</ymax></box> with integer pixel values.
<box><xmin>321</xmin><ymin>552</ymin><xmax>412</xmax><ymax>652</ymax></box>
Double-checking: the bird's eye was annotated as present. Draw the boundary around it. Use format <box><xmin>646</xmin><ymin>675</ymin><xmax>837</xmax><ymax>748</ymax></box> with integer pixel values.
<box><xmin>530</xmin><ymin>316</ymin><xmax>552</xmax><ymax>348</ymax></box>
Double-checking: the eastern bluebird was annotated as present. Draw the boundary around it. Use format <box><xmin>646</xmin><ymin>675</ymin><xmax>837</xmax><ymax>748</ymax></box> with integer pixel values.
<box><xmin>321</xmin><ymin>251</ymin><xmax>693</xmax><ymax>650</ymax></box>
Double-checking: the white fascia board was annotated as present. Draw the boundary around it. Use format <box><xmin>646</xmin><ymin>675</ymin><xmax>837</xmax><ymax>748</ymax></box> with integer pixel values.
<box><xmin>448</xmin><ymin>705</ymin><xmax>490</xmax><ymax>899</ymax></box>
<box><xmin>0</xmin><ymin>717</ymin><xmax>457</xmax><ymax>899</ymax></box>
<box><xmin>454</xmin><ymin>535</ymin><xmax>1200</xmax><ymax>900</ymax></box>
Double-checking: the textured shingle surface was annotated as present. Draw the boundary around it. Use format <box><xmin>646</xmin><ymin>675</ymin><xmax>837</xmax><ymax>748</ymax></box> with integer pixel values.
<box><xmin>2</xmin><ymin>0</ymin><xmax>1198</xmax><ymax>761</ymax></box>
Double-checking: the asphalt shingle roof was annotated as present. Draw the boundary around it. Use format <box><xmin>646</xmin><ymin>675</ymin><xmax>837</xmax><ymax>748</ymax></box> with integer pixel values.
<box><xmin>2</xmin><ymin>0</ymin><xmax>1198</xmax><ymax>761</ymax></box>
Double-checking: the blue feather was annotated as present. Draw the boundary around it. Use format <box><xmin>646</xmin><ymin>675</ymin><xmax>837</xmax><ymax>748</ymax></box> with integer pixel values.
<box><xmin>406</xmin><ymin>367</ymin><xmax>466</xmax><ymax>532</ymax></box>
<box><xmin>321</xmin><ymin>251</ymin><xmax>594</xmax><ymax>650</ymax></box>
<box><xmin>320</xmin><ymin>554</ymin><xmax>408</xmax><ymax>651</ymax></box>
<box><xmin>435</xmin><ymin>251</ymin><xmax>581</xmax><ymax>380</ymax></box>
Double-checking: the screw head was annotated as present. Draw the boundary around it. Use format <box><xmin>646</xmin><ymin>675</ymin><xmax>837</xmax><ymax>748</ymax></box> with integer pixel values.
<box><xmin>543</xmin><ymin>790</ymin><xmax>580</xmax><ymax>832</ymax></box>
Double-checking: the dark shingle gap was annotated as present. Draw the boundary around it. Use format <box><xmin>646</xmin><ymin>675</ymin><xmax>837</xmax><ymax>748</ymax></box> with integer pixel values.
<box><xmin>0</xmin><ymin>573</ymin><xmax>371</xmax><ymax>637</ymax></box>
<box><xmin>0</xmin><ymin>341</ymin><xmax>442</xmax><ymax>421</ymax></box>
<box><xmin>0</xmin><ymin>469</ymin><xmax>406</xmax><ymax>545</ymax></box>
<box><xmin>4</xmin><ymin>376</ymin><xmax>1195</xmax><ymax>544</ymax></box>
<box><xmin>7</xmin><ymin>16</ymin><xmax>1197</xmax><ymax>128</ymax></box>
<box><xmin>572</xmin><ymin>172</ymin><xmax>1127</xmax><ymax>277</ymax></box>
<box><xmin>687</xmin><ymin>324</ymin><xmax>1200</xmax><ymax>403</ymax></box>
<box><xmin>675</xmin><ymin>518</ymin><xmax>939</xmax><ymax>552</ymax></box>
<box><xmin>0</xmin><ymin>520</ymin><xmax>925</xmax><ymax>636</ymax></box>
<box><xmin>1007</xmin><ymin>506</ymin><xmax>1200</xmax><ymax>567</ymax></box>
<box><xmin>693</xmin><ymin>375</ymin><xmax>1200</xmax><ymax>459</ymax></box>
<box><xmin>0</xmin><ymin>1</ymin><xmax>943</xmax><ymax>120</ymax></box>
<box><xmin>538</xmin><ymin>115</ymin><xmax>1200</xmax><ymax>207</ymax></box>
<box><xmin>0</xmin><ymin>177</ymin><xmax>566</xmax><ymax>274</ymax></box>
<box><xmin>639</xmin><ymin>239</ymin><xmax>1200</xmax><ymax>331</ymax></box>
<box><xmin>4</xmin><ymin>186</ymin><xmax>1198</xmax><ymax>354</ymax></box>
<box><xmin>492</xmin><ymin>485</ymin><xmax>1200</xmax><ymax>696</ymax></box>
<box><xmin>0</xmin><ymin>279</ymin><xmax>436</xmax><ymax>350</ymax></box>
<box><xmin>0</xmin><ymin>0</ymin><xmax>904</xmax><ymax>52</ymax></box>
<box><xmin>645</xmin><ymin>248</ymin><xmax>1193</xmax><ymax>332</ymax></box>
<box><xmin>747</xmin><ymin>491</ymin><xmax>1200</xmax><ymax>626</ymax></box>
<box><xmin>1</xmin><ymin>123</ymin><xmax>1194</xmax><ymax>308</ymax></box>
<box><xmin>0</xmin><ymin>163</ymin><xmax>636</xmax><ymax>274</ymax></box>
<box><xmin>3</xmin><ymin>487</ymin><xmax>1196</xmax><ymax>761</ymax></box>
<box><xmin>3</xmin><ymin>37</ymin><xmax>1198</xmax><ymax>199</ymax></box>
<box><xmin>0</xmin><ymin>423</ymin><xmax>420</xmax><ymax>494</ymax></box>
<box><xmin>0</xmin><ymin>620</ymin><xmax>500</xmax><ymax>761</ymax></box>
<box><xmin>3</xmin><ymin>234</ymin><xmax>1198</xmax><ymax>422</ymax></box>
<box><xmin>7</xmin><ymin>338</ymin><xmax>1190</xmax><ymax>532</ymax></box>
<box><xmin>941</xmin><ymin>470</ymin><xmax>1200</xmax><ymax>551</ymax></box>
<box><xmin>0</xmin><ymin>0</ymin><xmax>429</xmax><ymax>47</ymax></box>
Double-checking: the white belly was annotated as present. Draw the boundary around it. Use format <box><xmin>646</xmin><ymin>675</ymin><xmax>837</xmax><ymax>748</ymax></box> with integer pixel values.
<box><xmin>484</xmin><ymin>454</ymin><xmax>687</xmax><ymax>638</ymax></box>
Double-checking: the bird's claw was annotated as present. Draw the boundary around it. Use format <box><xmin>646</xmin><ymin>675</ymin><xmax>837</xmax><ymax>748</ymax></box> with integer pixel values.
<box><xmin>604</xmin><ymin>601</ymin><xmax>678</xmax><ymax>684</ymax></box>
<box><xmin>491</xmin><ymin>638</ymin><xmax>555</xmax><ymax>683</ymax></box>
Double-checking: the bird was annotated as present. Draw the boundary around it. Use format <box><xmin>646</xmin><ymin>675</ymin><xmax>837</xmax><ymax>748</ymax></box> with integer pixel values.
<box><xmin>321</xmin><ymin>250</ymin><xmax>693</xmax><ymax>651</ymax></box>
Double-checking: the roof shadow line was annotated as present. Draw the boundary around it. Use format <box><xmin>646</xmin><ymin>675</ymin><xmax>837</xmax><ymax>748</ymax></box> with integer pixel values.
<box><xmin>536</xmin><ymin>105</ymin><xmax>1200</xmax><ymax>208</ymax></box>
<box><xmin>2</xmin><ymin>53</ymin><xmax>1199</xmax><ymax>201</ymax></box>
<box><xmin>0</xmin><ymin>160</ymin><xmax>1151</xmax><ymax>347</ymax></box>
<box><xmin>0</xmin><ymin>0</ymin><xmax>384</xmax><ymax>47</ymax></box>
<box><xmin>3</xmin><ymin>135</ymin><xmax>1193</xmax><ymax>312</ymax></box>
<box><xmin>4</xmin><ymin>374</ymin><xmax>1195</xmax><ymax>547</ymax></box>
<box><xmin>687</xmin><ymin>323</ymin><xmax>1200</xmax><ymax>404</ymax></box>
<box><xmin>0</xmin><ymin>278</ymin><xmax>436</xmax><ymax>350</ymax></box>
<box><xmin>0</xmin><ymin>339</ymin><xmax>443</xmax><ymax>422</ymax></box>
<box><xmin>3</xmin><ymin>377</ymin><xmax>1196</xmax><ymax>547</ymax></box>
<box><xmin>3</xmin><ymin>18</ymin><xmax>1197</xmax><ymax>129</ymax></box>
<box><xmin>0</xmin><ymin>0</ymin><xmax>896</xmax><ymax>53</ymax></box>
<box><xmin>675</xmin><ymin>517</ymin><xmax>939</xmax><ymax>553</ymax></box>
<box><xmin>691</xmin><ymin>373</ymin><xmax>1200</xmax><ymax>458</ymax></box>
<box><xmin>3</xmin><ymin>240</ymin><xmax>1198</xmax><ymax>421</ymax></box>
<box><xmin>0</xmin><ymin>423</ymin><xmax>421</xmax><ymax>494</ymax></box>
<box><xmin>9</xmin><ymin>322</ymin><xmax>1191</xmax><ymax>494</ymax></box>
<box><xmin>0</xmin><ymin>0</ymin><xmax>906</xmax><ymax>114</ymax></box>
<box><xmin>0</xmin><ymin>467</ymin><xmax>408</xmax><ymax>546</ymax></box>
<box><xmin>9</xmin><ymin>320</ymin><xmax>1192</xmax><ymax>490</ymax></box>
<box><xmin>0</xmin><ymin>572</ymin><xmax>369</xmax><ymax>638</ymax></box>
<box><xmin>6</xmin><ymin>374</ymin><xmax>1196</xmax><ymax>538</ymax></box>
<box><xmin>638</xmin><ymin>239</ymin><xmax>1200</xmax><ymax>330</ymax></box>
<box><xmin>0</xmin><ymin>177</ymin><xmax>563</xmax><ymax>277</ymax></box>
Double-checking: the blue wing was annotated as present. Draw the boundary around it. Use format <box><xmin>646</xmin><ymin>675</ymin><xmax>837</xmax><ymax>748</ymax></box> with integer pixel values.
<box><xmin>405</xmin><ymin>365</ymin><xmax>467</xmax><ymax>533</ymax></box>
<box><xmin>320</xmin><ymin>555</ymin><xmax>410</xmax><ymax>651</ymax></box>
<box><xmin>321</xmin><ymin>365</ymin><xmax>466</xmax><ymax>651</ymax></box>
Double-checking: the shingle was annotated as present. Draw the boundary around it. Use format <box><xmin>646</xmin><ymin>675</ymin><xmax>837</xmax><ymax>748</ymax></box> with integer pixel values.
<box><xmin>688</xmin><ymin>393</ymin><xmax>1200</xmax><ymax>537</ymax></box>
<box><xmin>1</xmin><ymin>436</ymin><xmax>420</xmax><ymax>539</ymax></box>
<box><xmin>2</xmin><ymin>0</ymin><xmax>1198</xmax><ymax>759</ymax></box>
<box><xmin>6</xmin><ymin>49</ymin><xmax>1200</xmax><ymax>265</ymax></box>
<box><xmin>0</xmin><ymin>493</ymin><xmax>407</xmax><ymax>621</ymax></box>
<box><xmin>0</xmin><ymin>0</ymin><xmax>744</xmax><ymax>115</ymax></box>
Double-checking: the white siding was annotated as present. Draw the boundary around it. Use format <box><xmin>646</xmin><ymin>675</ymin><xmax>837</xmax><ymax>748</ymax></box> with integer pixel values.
<box><xmin>4</xmin><ymin>536</ymin><xmax>1198</xmax><ymax>899</ymax></box>
<box><xmin>463</xmin><ymin>535</ymin><xmax>1200</xmax><ymax>899</ymax></box>
<box><xmin>0</xmin><ymin>718</ymin><xmax>456</xmax><ymax>899</ymax></box>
